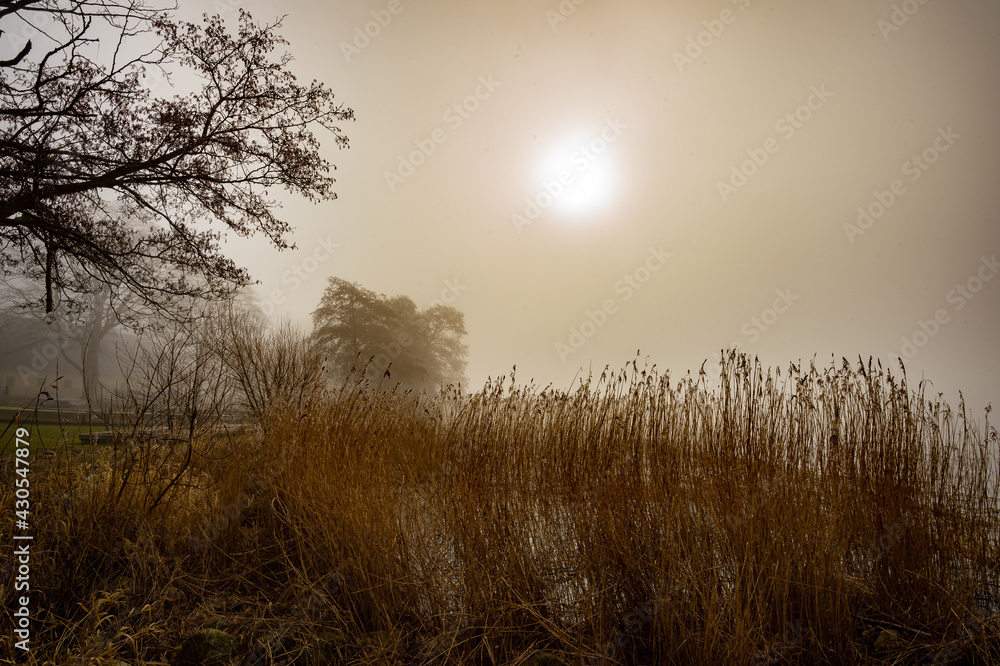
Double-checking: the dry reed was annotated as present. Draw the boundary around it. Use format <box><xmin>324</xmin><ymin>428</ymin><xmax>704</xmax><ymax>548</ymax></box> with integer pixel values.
<box><xmin>2</xmin><ymin>349</ymin><xmax>998</xmax><ymax>664</ymax></box>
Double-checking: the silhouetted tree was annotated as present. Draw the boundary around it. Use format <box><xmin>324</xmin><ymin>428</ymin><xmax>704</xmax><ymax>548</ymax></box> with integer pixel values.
<box><xmin>51</xmin><ymin>285</ymin><xmax>119</xmax><ymax>404</ymax></box>
<box><xmin>0</xmin><ymin>0</ymin><xmax>353</xmax><ymax>314</ymax></box>
<box><xmin>311</xmin><ymin>277</ymin><xmax>468</xmax><ymax>392</ymax></box>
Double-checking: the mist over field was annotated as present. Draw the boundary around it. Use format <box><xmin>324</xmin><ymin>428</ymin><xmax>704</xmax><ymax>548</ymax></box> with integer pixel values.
<box><xmin>2</xmin><ymin>1</ymin><xmax>999</xmax><ymax>664</ymax></box>
<box><xmin>183</xmin><ymin>0</ymin><xmax>999</xmax><ymax>416</ymax></box>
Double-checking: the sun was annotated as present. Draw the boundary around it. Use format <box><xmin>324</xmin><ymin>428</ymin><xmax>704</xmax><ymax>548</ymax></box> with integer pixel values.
<box><xmin>534</xmin><ymin>130</ymin><xmax>620</xmax><ymax>220</ymax></box>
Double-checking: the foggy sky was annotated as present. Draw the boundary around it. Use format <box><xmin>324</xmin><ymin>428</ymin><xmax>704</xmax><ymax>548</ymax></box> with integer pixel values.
<box><xmin>202</xmin><ymin>0</ymin><xmax>999</xmax><ymax>414</ymax></box>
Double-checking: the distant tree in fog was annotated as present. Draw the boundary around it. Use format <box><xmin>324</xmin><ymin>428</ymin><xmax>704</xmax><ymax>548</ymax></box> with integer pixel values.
<box><xmin>0</xmin><ymin>0</ymin><xmax>353</xmax><ymax>315</ymax></box>
<box><xmin>311</xmin><ymin>277</ymin><xmax>468</xmax><ymax>393</ymax></box>
<box><xmin>0</xmin><ymin>273</ymin><xmax>144</xmax><ymax>404</ymax></box>
<box><xmin>48</xmin><ymin>286</ymin><xmax>119</xmax><ymax>404</ymax></box>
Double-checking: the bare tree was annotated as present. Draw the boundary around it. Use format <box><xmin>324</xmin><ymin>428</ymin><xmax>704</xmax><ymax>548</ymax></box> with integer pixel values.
<box><xmin>201</xmin><ymin>300</ymin><xmax>325</xmax><ymax>422</ymax></box>
<box><xmin>0</xmin><ymin>0</ymin><xmax>353</xmax><ymax>314</ymax></box>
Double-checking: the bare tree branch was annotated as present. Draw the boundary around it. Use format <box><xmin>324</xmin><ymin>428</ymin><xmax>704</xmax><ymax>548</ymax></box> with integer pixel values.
<box><xmin>1</xmin><ymin>1</ymin><xmax>353</xmax><ymax>315</ymax></box>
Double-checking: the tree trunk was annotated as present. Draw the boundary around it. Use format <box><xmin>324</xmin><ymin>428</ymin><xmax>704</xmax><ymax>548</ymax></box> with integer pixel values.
<box><xmin>81</xmin><ymin>288</ymin><xmax>116</xmax><ymax>407</ymax></box>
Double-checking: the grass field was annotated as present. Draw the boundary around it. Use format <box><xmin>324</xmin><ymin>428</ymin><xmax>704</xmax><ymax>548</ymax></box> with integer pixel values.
<box><xmin>1</xmin><ymin>352</ymin><xmax>997</xmax><ymax>664</ymax></box>
<box><xmin>0</xmin><ymin>401</ymin><xmax>111</xmax><ymax>457</ymax></box>
<box><xmin>0</xmin><ymin>422</ymin><xmax>110</xmax><ymax>455</ymax></box>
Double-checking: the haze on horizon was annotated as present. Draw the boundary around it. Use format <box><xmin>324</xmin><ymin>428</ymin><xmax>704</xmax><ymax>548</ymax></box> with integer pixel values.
<box><xmin>205</xmin><ymin>0</ymin><xmax>998</xmax><ymax>414</ymax></box>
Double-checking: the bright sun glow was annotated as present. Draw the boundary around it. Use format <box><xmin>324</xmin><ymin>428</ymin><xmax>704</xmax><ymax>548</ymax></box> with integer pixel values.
<box><xmin>534</xmin><ymin>130</ymin><xmax>621</xmax><ymax>220</ymax></box>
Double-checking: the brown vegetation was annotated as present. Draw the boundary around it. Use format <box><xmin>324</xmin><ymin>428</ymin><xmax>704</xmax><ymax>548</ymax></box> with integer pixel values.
<box><xmin>1</xmin><ymin>347</ymin><xmax>998</xmax><ymax>664</ymax></box>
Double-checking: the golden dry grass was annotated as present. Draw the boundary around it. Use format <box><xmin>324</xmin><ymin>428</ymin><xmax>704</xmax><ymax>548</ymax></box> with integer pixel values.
<box><xmin>2</xmin><ymin>350</ymin><xmax>998</xmax><ymax>664</ymax></box>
